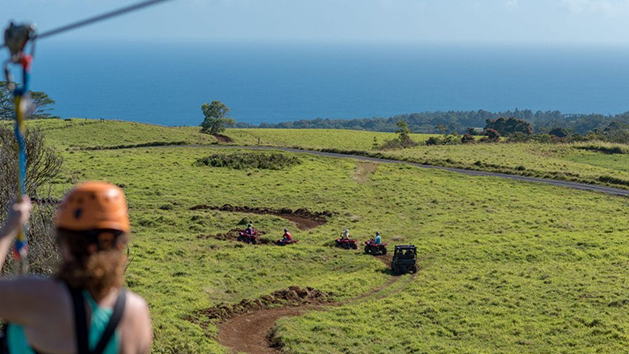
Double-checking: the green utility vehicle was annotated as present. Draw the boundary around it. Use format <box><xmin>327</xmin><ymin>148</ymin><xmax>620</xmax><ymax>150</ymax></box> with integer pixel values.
<box><xmin>391</xmin><ymin>245</ymin><xmax>417</xmax><ymax>275</ymax></box>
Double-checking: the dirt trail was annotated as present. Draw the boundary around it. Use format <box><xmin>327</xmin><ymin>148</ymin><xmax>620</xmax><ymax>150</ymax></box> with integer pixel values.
<box><xmin>352</xmin><ymin>162</ymin><xmax>378</xmax><ymax>183</ymax></box>
<box><xmin>190</xmin><ymin>204</ymin><xmax>333</xmax><ymax>230</ymax></box>
<box><xmin>219</xmin><ymin>306</ymin><xmax>321</xmax><ymax>354</ymax></box>
<box><xmin>217</xmin><ymin>253</ymin><xmax>414</xmax><ymax>354</ymax></box>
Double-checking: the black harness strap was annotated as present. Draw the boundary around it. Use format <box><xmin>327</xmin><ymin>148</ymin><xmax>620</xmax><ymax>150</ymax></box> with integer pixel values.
<box><xmin>67</xmin><ymin>285</ymin><xmax>127</xmax><ymax>354</ymax></box>
<box><xmin>92</xmin><ymin>289</ymin><xmax>126</xmax><ymax>354</ymax></box>
<box><xmin>68</xmin><ymin>287</ymin><xmax>90</xmax><ymax>354</ymax></box>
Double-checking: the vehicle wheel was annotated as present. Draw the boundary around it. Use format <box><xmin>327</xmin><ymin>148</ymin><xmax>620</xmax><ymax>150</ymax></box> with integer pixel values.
<box><xmin>237</xmin><ymin>236</ymin><xmax>243</xmax><ymax>242</ymax></box>
<box><xmin>351</xmin><ymin>243</ymin><xmax>357</xmax><ymax>250</ymax></box>
<box><xmin>381</xmin><ymin>247</ymin><xmax>387</xmax><ymax>255</ymax></box>
<box><xmin>251</xmin><ymin>239</ymin><xmax>257</xmax><ymax>245</ymax></box>
<box><xmin>411</xmin><ymin>265</ymin><xmax>417</xmax><ymax>273</ymax></box>
<box><xmin>364</xmin><ymin>246</ymin><xmax>370</xmax><ymax>254</ymax></box>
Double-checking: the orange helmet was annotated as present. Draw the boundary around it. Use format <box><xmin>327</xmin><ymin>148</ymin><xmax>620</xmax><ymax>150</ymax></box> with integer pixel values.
<box><xmin>55</xmin><ymin>182</ymin><xmax>130</xmax><ymax>233</ymax></box>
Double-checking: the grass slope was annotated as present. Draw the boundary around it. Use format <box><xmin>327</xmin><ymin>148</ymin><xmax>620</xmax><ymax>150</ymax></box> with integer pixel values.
<box><xmin>37</xmin><ymin>120</ymin><xmax>629</xmax><ymax>353</ymax></box>
<box><xmin>224</xmin><ymin>129</ymin><xmax>629</xmax><ymax>188</ymax></box>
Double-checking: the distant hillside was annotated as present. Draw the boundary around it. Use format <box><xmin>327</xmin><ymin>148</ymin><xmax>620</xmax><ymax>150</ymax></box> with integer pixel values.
<box><xmin>237</xmin><ymin>109</ymin><xmax>629</xmax><ymax>135</ymax></box>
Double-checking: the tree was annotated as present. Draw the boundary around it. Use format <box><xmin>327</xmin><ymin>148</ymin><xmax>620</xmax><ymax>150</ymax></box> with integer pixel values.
<box><xmin>396</xmin><ymin>120</ymin><xmax>411</xmax><ymax>142</ymax></box>
<box><xmin>200</xmin><ymin>101</ymin><xmax>236</xmax><ymax>135</ymax></box>
<box><xmin>30</xmin><ymin>91</ymin><xmax>56</xmax><ymax>119</ymax></box>
<box><xmin>1</xmin><ymin>81</ymin><xmax>56</xmax><ymax>120</ymax></box>
<box><xmin>435</xmin><ymin>124</ymin><xmax>448</xmax><ymax>135</ymax></box>
<box><xmin>484</xmin><ymin>117</ymin><xmax>533</xmax><ymax>137</ymax></box>
<box><xmin>549</xmin><ymin>127</ymin><xmax>569</xmax><ymax>138</ymax></box>
<box><xmin>0</xmin><ymin>82</ymin><xmax>13</xmax><ymax>120</ymax></box>
<box><xmin>0</xmin><ymin>127</ymin><xmax>63</xmax><ymax>274</ymax></box>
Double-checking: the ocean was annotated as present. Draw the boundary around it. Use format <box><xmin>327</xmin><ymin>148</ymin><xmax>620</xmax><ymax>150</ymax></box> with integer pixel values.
<box><xmin>25</xmin><ymin>40</ymin><xmax>629</xmax><ymax>126</ymax></box>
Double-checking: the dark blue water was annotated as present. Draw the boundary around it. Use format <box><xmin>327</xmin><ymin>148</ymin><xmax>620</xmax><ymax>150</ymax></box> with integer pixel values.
<box><xmin>25</xmin><ymin>41</ymin><xmax>629</xmax><ymax>126</ymax></box>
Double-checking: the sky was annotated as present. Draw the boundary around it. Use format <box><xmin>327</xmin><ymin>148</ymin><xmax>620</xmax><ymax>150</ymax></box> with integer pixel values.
<box><xmin>2</xmin><ymin>0</ymin><xmax>629</xmax><ymax>45</ymax></box>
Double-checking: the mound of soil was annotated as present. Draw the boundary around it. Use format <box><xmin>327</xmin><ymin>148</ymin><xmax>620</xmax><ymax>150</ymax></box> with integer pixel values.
<box><xmin>187</xmin><ymin>286</ymin><xmax>331</xmax><ymax>330</ymax></box>
<box><xmin>190</xmin><ymin>204</ymin><xmax>333</xmax><ymax>230</ymax></box>
<box><xmin>198</xmin><ymin>228</ymin><xmax>271</xmax><ymax>244</ymax></box>
<box><xmin>213</xmin><ymin>134</ymin><xmax>234</xmax><ymax>143</ymax></box>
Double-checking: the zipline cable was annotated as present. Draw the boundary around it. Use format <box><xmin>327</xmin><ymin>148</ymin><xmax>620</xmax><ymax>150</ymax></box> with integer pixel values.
<box><xmin>0</xmin><ymin>0</ymin><xmax>175</xmax><ymax>50</ymax></box>
<box><xmin>2</xmin><ymin>0</ymin><xmax>175</xmax><ymax>274</ymax></box>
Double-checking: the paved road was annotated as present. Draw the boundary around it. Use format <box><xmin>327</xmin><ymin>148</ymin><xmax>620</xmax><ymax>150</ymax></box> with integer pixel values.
<box><xmin>143</xmin><ymin>144</ymin><xmax>629</xmax><ymax>197</ymax></box>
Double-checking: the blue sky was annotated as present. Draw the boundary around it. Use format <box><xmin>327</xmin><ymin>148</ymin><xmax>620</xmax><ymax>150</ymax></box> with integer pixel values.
<box><xmin>3</xmin><ymin>0</ymin><xmax>629</xmax><ymax>44</ymax></box>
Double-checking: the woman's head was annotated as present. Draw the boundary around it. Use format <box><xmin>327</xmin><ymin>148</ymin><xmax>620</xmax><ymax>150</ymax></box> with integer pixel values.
<box><xmin>54</xmin><ymin>182</ymin><xmax>130</xmax><ymax>300</ymax></box>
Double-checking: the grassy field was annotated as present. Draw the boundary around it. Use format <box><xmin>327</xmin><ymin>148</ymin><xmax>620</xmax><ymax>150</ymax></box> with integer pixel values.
<box><xmin>36</xmin><ymin>119</ymin><xmax>629</xmax><ymax>353</ymax></box>
<box><xmin>24</xmin><ymin>119</ymin><xmax>216</xmax><ymax>149</ymax></box>
<box><xmin>35</xmin><ymin>120</ymin><xmax>629</xmax><ymax>189</ymax></box>
<box><xmin>222</xmin><ymin>128</ymin><xmax>629</xmax><ymax>189</ymax></box>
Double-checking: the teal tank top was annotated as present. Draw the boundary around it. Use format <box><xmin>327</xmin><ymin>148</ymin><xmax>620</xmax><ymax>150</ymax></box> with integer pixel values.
<box><xmin>6</xmin><ymin>290</ymin><xmax>120</xmax><ymax>354</ymax></box>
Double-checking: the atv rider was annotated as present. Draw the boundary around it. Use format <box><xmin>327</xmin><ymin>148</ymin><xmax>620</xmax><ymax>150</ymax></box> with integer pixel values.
<box><xmin>374</xmin><ymin>231</ymin><xmax>382</xmax><ymax>245</ymax></box>
<box><xmin>282</xmin><ymin>228</ymin><xmax>292</xmax><ymax>243</ymax></box>
<box><xmin>245</xmin><ymin>222</ymin><xmax>255</xmax><ymax>236</ymax></box>
<box><xmin>0</xmin><ymin>182</ymin><xmax>153</xmax><ymax>354</ymax></box>
<box><xmin>342</xmin><ymin>228</ymin><xmax>350</xmax><ymax>240</ymax></box>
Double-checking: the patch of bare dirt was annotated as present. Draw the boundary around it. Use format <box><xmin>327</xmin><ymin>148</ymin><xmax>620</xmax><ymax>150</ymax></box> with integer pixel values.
<box><xmin>221</xmin><ymin>306</ymin><xmax>321</xmax><ymax>354</ymax></box>
<box><xmin>187</xmin><ymin>286</ymin><xmax>331</xmax><ymax>331</ymax></box>
<box><xmin>189</xmin><ymin>204</ymin><xmax>333</xmax><ymax>230</ymax></box>
<box><xmin>197</xmin><ymin>228</ymin><xmax>271</xmax><ymax>244</ymax></box>
<box><xmin>352</xmin><ymin>162</ymin><xmax>378</xmax><ymax>183</ymax></box>
<box><xmin>213</xmin><ymin>134</ymin><xmax>234</xmax><ymax>143</ymax></box>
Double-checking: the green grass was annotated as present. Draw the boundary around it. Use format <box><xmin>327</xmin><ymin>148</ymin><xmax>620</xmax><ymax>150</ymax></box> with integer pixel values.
<box><xmin>225</xmin><ymin>128</ymin><xmax>435</xmax><ymax>150</ymax></box>
<box><xmin>33</xmin><ymin>119</ymin><xmax>629</xmax><ymax>188</ymax></box>
<box><xmin>222</xmin><ymin>129</ymin><xmax>629</xmax><ymax>188</ymax></box>
<box><xmin>27</xmin><ymin>119</ymin><xmax>216</xmax><ymax>149</ymax></box>
<box><xmin>37</xmin><ymin>120</ymin><xmax>629</xmax><ymax>353</ymax></box>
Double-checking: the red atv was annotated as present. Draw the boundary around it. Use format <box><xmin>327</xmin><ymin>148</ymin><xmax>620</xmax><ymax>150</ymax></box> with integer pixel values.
<box><xmin>335</xmin><ymin>238</ymin><xmax>358</xmax><ymax>250</ymax></box>
<box><xmin>364</xmin><ymin>240</ymin><xmax>387</xmax><ymax>255</ymax></box>
<box><xmin>274</xmin><ymin>238</ymin><xmax>299</xmax><ymax>246</ymax></box>
<box><xmin>237</xmin><ymin>230</ymin><xmax>259</xmax><ymax>245</ymax></box>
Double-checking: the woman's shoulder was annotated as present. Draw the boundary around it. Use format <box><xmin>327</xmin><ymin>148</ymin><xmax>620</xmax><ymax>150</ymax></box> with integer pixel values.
<box><xmin>119</xmin><ymin>290</ymin><xmax>152</xmax><ymax>354</ymax></box>
<box><xmin>123</xmin><ymin>290</ymin><xmax>149</xmax><ymax>314</ymax></box>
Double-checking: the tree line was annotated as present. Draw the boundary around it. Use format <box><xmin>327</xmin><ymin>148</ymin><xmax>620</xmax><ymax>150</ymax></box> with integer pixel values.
<box><xmin>236</xmin><ymin>108</ymin><xmax>629</xmax><ymax>135</ymax></box>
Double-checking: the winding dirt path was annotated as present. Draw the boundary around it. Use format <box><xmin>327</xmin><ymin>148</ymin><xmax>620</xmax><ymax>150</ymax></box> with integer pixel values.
<box><xmin>217</xmin><ymin>254</ymin><xmax>415</xmax><ymax>354</ymax></box>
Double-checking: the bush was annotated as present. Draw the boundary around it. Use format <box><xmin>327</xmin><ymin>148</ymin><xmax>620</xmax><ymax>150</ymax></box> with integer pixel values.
<box><xmin>379</xmin><ymin>135</ymin><xmax>418</xmax><ymax>150</ymax></box>
<box><xmin>549</xmin><ymin>127</ymin><xmax>569</xmax><ymax>138</ymax></box>
<box><xmin>576</xmin><ymin>145</ymin><xmax>625</xmax><ymax>155</ymax></box>
<box><xmin>423</xmin><ymin>133</ymin><xmax>462</xmax><ymax>146</ymax></box>
<box><xmin>461</xmin><ymin>133</ymin><xmax>475</xmax><ymax>144</ymax></box>
<box><xmin>480</xmin><ymin>129</ymin><xmax>501</xmax><ymax>143</ymax></box>
<box><xmin>509</xmin><ymin>132</ymin><xmax>531</xmax><ymax>143</ymax></box>
<box><xmin>0</xmin><ymin>127</ymin><xmax>63</xmax><ymax>275</ymax></box>
<box><xmin>194</xmin><ymin>152</ymin><xmax>301</xmax><ymax>170</ymax></box>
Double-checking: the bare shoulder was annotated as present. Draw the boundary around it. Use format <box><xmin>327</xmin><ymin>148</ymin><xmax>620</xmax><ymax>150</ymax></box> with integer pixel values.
<box><xmin>120</xmin><ymin>290</ymin><xmax>152</xmax><ymax>354</ymax></box>
<box><xmin>124</xmin><ymin>291</ymin><xmax>149</xmax><ymax>310</ymax></box>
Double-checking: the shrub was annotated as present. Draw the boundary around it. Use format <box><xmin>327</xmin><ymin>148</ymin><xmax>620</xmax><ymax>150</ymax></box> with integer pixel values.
<box><xmin>509</xmin><ymin>132</ymin><xmax>531</xmax><ymax>143</ymax></box>
<box><xmin>549</xmin><ymin>127</ymin><xmax>569</xmax><ymax>138</ymax></box>
<box><xmin>576</xmin><ymin>145</ymin><xmax>625</xmax><ymax>155</ymax></box>
<box><xmin>194</xmin><ymin>152</ymin><xmax>301</xmax><ymax>170</ymax></box>
<box><xmin>0</xmin><ymin>127</ymin><xmax>63</xmax><ymax>275</ymax></box>
<box><xmin>480</xmin><ymin>129</ymin><xmax>501</xmax><ymax>143</ymax></box>
<box><xmin>461</xmin><ymin>133</ymin><xmax>475</xmax><ymax>144</ymax></box>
